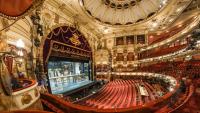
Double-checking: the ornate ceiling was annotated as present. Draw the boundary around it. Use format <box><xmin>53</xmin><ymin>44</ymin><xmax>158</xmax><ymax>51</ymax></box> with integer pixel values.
<box><xmin>52</xmin><ymin>0</ymin><xmax>192</xmax><ymax>38</ymax></box>
<box><xmin>0</xmin><ymin>0</ymin><xmax>198</xmax><ymax>64</ymax></box>
<box><xmin>81</xmin><ymin>0</ymin><xmax>164</xmax><ymax>25</ymax></box>
<box><xmin>0</xmin><ymin>0</ymin><xmax>195</xmax><ymax>49</ymax></box>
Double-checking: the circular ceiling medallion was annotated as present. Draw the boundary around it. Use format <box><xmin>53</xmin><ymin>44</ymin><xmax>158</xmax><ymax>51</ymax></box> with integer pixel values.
<box><xmin>80</xmin><ymin>0</ymin><xmax>168</xmax><ymax>26</ymax></box>
<box><xmin>103</xmin><ymin>0</ymin><xmax>141</xmax><ymax>9</ymax></box>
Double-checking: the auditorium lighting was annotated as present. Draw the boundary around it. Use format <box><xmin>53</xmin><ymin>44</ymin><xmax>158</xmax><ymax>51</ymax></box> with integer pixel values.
<box><xmin>160</xmin><ymin>0</ymin><xmax>167</xmax><ymax>7</ymax></box>
<box><xmin>162</xmin><ymin>26</ymin><xmax>166</xmax><ymax>29</ymax></box>
<box><xmin>176</xmin><ymin>7</ymin><xmax>182</xmax><ymax>12</ymax></box>
<box><xmin>162</xmin><ymin>0</ymin><xmax>167</xmax><ymax>5</ymax></box>
<box><xmin>17</xmin><ymin>50</ymin><xmax>24</xmax><ymax>57</ymax></box>
<box><xmin>169</xmin><ymin>19</ymin><xmax>173</xmax><ymax>22</ymax></box>
<box><xmin>186</xmin><ymin>55</ymin><xmax>191</xmax><ymax>58</ymax></box>
<box><xmin>18</xmin><ymin>58</ymin><xmax>23</xmax><ymax>62</ymax></box>
<box><xmin>16</xmin><ymin>39</ymin><xmax>24</xmax><ymax>49</ymax></box>
<box><xmin>178</xmin><ymin>24</ymin><xmax>182</xmax><ymax>27</ymax></box>
<box><xmin>187</xmin><ymin>34</ymin><xmax>191</xmax><ymax>37</ymax></box>
<box><xmin>104</xmin><ymin>29</ymin><xmax>109</xmax><ymax>33</ymax></box>
<box><xmin>197</xmin><ymin>40</ymin><xmax>200</xmax><ymax>44</ymax></box>
<box><xmin>152</xmin><ymin>22</ymin><xmax>158</xmax><ymax>27</ymax></box>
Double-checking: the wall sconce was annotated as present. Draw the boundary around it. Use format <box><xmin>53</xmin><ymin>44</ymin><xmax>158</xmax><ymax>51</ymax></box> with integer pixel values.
<box><xmin>16</xmin><ymin>39</ymin><xmax>25</xmax><ymax>49</ymax></box>
<box><xmin>17</xmin><ymin>50</ymin><xmax>23</xmax><ymax>57</ymax></box>
<box><xmin>16</xmin><ymin>39</ymin><xmax>24</xmax><ymax>57</ymax></box>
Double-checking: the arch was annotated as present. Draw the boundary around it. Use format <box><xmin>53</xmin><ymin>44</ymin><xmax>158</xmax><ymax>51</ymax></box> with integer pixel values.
<box><xmin>40</xmin><ymin>24</ymin><xmax>94</xmax><ymax>59</ymax></box>
<box><xmin>42</xmin><ymin>25</ymin><xmax>92</xmax><ymax>72</ymax></box>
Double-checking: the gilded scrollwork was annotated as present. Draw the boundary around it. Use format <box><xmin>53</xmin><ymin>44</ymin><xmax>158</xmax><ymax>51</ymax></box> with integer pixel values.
<box><xmin>21</xmin><ymin>93</ymin><xmax>33</xmax><ymax>105</ymax></box>
<box><xmin>69</xmin><ymin>34</ymin><xmax>81</xmax><ymax>46</ymax></box>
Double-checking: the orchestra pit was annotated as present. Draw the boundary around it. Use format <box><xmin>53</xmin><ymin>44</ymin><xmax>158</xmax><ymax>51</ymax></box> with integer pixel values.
<box><xmin>0</xmin><ymin>0</ymin><xmax>200</xmax><ymax>113</ymax></box>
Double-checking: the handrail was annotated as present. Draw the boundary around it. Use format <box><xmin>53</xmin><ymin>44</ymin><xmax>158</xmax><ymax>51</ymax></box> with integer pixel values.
<box><xmin>73</xmin><ymin>83</ymin><xmax>106</xmax><ymax>104</ymax></box>
<box><xmin>148</xmin><ymin>17</ymin><xmax>195</xmax><ymax>45</ymax></box>
<box><xmin>13</xmin><ymin>79</ymin><xmax>36</xmax><ymax>92</ymax></box>
<box><xmin>139</xmin><ymin>44</ymin><xmax>187</xmax><ymax>59</ymax></box>
<box><xmin>140</xmin><ymin>15</ymin><xmax>200</xmax><ymax>52</ymax></box>
<box><xmin>41</xmin><ymin>99</ymin><xmax>64</xmax><ymax>113</ymax></box>
<box><xmin>168</xmin><ymin>85</ymin><xmax>194</xmax><ymax>113</ymax></box>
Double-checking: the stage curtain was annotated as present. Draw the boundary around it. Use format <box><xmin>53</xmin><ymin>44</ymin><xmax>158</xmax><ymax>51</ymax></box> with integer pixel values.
<box><xmin>0</xmin><ymin>0</ymin><xmax>33</xmax><ymax>17</ymax></box>
<box><xmin>3</xmin><ymin>56</ymin><xmax>13</xmax><ymax>76</ymax></box>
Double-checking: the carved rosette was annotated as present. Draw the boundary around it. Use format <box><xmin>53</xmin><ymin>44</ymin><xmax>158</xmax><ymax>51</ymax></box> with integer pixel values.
<box><xmin>21</xmin><ymin>93</ymin><xmax>33</xmax><ymax>105</ymax></box>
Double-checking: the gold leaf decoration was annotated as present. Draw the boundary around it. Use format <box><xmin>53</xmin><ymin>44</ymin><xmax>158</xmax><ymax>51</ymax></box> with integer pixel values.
<box><xmin>69</xmin><ymin>34</ymin><xmax>81</xmax><ymax>46</ymax></box>
<box><xmin>21</xmin><ymin>93</ymin><xmax>32</xmax><ymax>105</ymax></box>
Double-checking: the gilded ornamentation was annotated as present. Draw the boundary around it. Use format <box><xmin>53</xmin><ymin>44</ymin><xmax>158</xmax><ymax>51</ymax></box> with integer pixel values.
<box><xmin>69</xmin><ymin>34</ymin><xmax>81</xmax><ymax>46</ymax></box>
<box><xmin>34</xmin><ymin>88</ymin><xmax>39</xmax><ymax>97</ymax></box>
<box><xmin>80</xmin><ymin>0</ymin><xmax>162</xmax><ymax>25</ymax></box>
<box><xmin>43</xmin><ymin>26</ymin><xmax>92</xmax><ymax>64</ymax></box>
<box><xmin>21</xmin><ymin>93</ymin><xmax>32</xmax><ymax>105</ymax></box>
<box><xmin>46</xmin><ymin>41</ymin><xmax>92</xmax><ymax>63</ymax></box>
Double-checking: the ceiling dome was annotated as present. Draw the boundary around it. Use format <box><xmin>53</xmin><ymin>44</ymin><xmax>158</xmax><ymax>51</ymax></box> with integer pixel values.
<box><xmin>103</xmin><ymin>0</ymin><xmax>141</xmax><ymax>9</ymax></box>
<box><xmin>80</xmin><ymin>0</ymin><xmax>168</xmax><ymax>25</ymax></box>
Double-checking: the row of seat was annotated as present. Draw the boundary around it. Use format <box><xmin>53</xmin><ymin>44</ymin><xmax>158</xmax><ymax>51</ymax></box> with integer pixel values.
<box><xmin>138</xmin><ymin>61</ymin><xmax>200</xmax><ymax>78</ymax></box>
<box><xmin>138</xmin><ymin>44</ymin><xmax>187</xmax><ymax>59</ymax></box>
<box><xmin>155</xmin><ymin>85</ymin><xmax>194</xmax><ymax>113</ymax></box>
<box><xmin>77</xmin><ymin>80</ymin><xmax>164</xmax><ymax>109</ymax></box>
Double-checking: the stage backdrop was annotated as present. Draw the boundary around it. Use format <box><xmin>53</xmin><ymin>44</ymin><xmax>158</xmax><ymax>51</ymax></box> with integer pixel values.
<box><xmin>43</xmin><ymin>26</ymin><xmax>92</xmax><ymax>71</ymax></box>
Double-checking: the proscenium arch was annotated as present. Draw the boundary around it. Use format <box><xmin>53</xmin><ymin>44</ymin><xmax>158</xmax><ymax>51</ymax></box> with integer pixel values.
<box><xmin>40</xmin><ymin>24</ymin><xmax>94</xmax><ymax>60</ymax></box>
<box><xmin>42</xmin><ymin>25</ymin><xmax>93</xmax><ymax>66</ymax></box>
<box><xmin>41</xmin><ymin>25</ymin><xmax>94</xmax><ymax>93</ymax></box>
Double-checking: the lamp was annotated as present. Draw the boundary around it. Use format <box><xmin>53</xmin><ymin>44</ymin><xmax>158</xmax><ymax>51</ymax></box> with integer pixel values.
<box><xmin>17</xmin><ymin>50</ymin><xmax>23</xmax><ymax>56</ymax></box>
<box><xmin>16</xmin><ymin>39</ymin><xmax>25</xmax><ymax>57</ymax></box>
<box><xmin>16</xmin><ymin>39</ymin><xmax>25</xmax><ymax>49</ymax></box>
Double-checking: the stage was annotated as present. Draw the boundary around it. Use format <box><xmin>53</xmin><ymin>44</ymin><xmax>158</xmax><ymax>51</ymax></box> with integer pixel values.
<box><xmin>50</xmin><ymin>80</ymin><xmax>93</xmax><ymax>94</ymax></box>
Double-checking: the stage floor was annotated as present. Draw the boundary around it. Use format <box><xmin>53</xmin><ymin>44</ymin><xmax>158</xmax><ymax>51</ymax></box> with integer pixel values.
<box><xmin>51</xmin><ymin>80</ymin><xmax>93</xmax><ymax>94</ymax></box>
